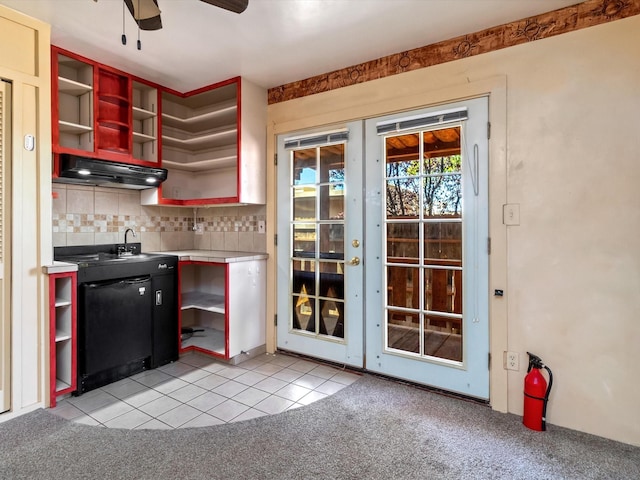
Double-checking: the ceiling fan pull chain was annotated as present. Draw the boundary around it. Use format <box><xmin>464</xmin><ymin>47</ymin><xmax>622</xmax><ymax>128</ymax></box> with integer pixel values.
<box><xmin>137</xmin><ymin>0</ymin><xmax>142</xmax><ymax>50</ymax></box>
<box><xmin>121</xmin><ymin>0</ymin><xmax>127</xmax><ymax>45</ymax></box>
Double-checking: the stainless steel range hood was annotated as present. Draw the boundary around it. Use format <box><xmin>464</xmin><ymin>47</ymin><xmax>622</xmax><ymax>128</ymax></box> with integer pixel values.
<box><xmin>54</xmin><ymin>154</ymin><xmax>168</xmax><ymax>190</ymax></box>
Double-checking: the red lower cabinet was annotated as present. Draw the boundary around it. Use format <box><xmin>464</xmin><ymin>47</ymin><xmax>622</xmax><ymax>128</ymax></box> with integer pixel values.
<box><xmin>49</xmin><ymin>272</ymin><xmax>77</xmax><ymax>407</ymax></box>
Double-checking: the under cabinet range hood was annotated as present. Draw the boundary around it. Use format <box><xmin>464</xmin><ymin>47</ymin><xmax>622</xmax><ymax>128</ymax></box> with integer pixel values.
<box><xmin>54</xmin><ymin>154</ymin><xmax>168</xmax><ymax>190</ymax></box>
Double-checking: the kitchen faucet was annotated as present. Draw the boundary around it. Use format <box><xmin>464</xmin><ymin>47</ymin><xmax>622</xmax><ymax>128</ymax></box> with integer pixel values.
<box><xmin>121</xmin><ymin>228</ymin><xmax>137</xmax><ymax>256</ymax></box>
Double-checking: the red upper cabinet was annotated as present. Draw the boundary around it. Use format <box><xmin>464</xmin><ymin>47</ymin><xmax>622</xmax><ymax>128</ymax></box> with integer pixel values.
<box><xmin>141</xmin><ymin>76</ymin><xmax>267</xmax><ymax>206</ymax></box>
<box><xmin>52</xmin><ymin>48</ymin><xmax>95</xmax><ymax>155</ymax></box>
<box><xmin>51</xmin><ymin>47</ymin><xmax>266</xmax><ymax>205</ymax></box>
<box><xmin>51</xmin><ymin>46</ymin><xmax>160</xmax><ymax>167</ymax></box>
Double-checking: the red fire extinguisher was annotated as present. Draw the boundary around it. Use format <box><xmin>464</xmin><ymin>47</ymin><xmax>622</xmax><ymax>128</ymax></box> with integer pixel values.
<box><xmin>523</xmin><ymin>352</ymin><xmax>553</xmax><ymax>431</ymax></box>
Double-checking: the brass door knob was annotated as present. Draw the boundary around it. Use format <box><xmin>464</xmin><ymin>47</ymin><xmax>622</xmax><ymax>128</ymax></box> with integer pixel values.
<box><xmin>348</xmin><ymin>257</ymin><xmax>360</xmax><ymax>266</ymax></box>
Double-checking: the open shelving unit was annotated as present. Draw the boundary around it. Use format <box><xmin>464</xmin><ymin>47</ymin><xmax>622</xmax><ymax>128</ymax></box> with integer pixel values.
<box><xmin>55</xmin><ymin>53</ymin><xmax>94</xmax><ymax>152</ymax></box>
<box><xmin>179</xmin><ymin>262</ymin><xmax>228</xmax><ymax>357</ymax></box>
<box><xmin>49</xmin><ymin>272</ymin><xmax>77</xmax><ymax>407</ymax></box>
<box><xmin>160</xmin><ymin>82</ymin><xmax>239</xmax><ymax>201</ymax></box>
<box><xmin>177</xmin><ymin>259</ymin><xmax>267</xmax><ymax>361</ymax></box>
<box><xmin>132</xmin><ymin>80</ymin><xmax>158</xmax><ymax>163</ymax></box>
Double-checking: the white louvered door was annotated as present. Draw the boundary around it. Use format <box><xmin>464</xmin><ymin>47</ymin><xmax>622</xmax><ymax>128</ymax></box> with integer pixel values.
<box><xmin>0</xmin><ymin>79</ymin><xmax>11</xmax><ymax>413</ymax></box>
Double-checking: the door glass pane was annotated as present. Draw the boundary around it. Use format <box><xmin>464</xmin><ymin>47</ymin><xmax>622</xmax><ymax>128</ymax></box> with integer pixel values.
<box><xmin>293</xmin><ymin>149</ymin><xmax>316</xmax><ymax>185</ymax></box>
<box><xmin>289</xmin><ymin>144</ymin><xmax>347</xmax><ymax>341</ymax></box>
<box><xmin>425</xmin><ymin>314</ymin><xmax>462</xmax><ymax>361</ymax></box>
<box><xmin>386</xmin><ymin>133</ymin><xmax>419</xmax><ymax>177</ymax></box>
<box><xmin>424</xmin><ymin>268</ymin><xmax>461</xmax><ymax>314</ymax></box>
<box><xmin>320</xmin><ymin>144</ymin><xmax>344</xmax><ymax>182</ymax></box>
<box><xmin>424</xmin><ymin>222</ymin><xmax>462</xmax><ymax>261</ymax></box>
<box><xmin>319</xmin><ymin>224</ymin><xmax>344</xmax><ymax>258</ymax></box>
<box><xmin>319</xmin><ymin>262</ymin><xmax>344</xmax><ymax>339</ymax></box>
<box><xmin>293</xmin><ymin>186</ymin><xmax>315</xmax><ymax>221</ymax></box>
<box><xmin>293</xmin><ymin>224</ymin><xmax>315</xmax><ymax>257</ymax></box>
<box><xmin>387</xmin><ymin>266</ymin><xmax>419</xmax><ymax>309</ymax></box>
<box><xmin>387</xmin><ymin>223</ymin><xmax>419</xmax><ymax>262</ymax></box>
<box><xmin>292</xmin><ymin>260</ymin><xmax>315</xmax><ymax>332</ymax></box>
<box><xmin>319</xmin><ymin>184</ymin><xmax>344</xmax><ymax>220</ymax></box>
<box><xmin>386</xmin><ymin>178</ymin><xmax>420</xmax><ymax>218</ymax></box>
<box><xmin>423</xmin><ymin>174</ymin><xmax>462</xmax><ymax>217</ymax></box>
<box><xmin>387</xmin><ymin>310</ymin><xmax>419</xmax><ymax>354</ymax></box>
<box><xmin>384</xmin><ymin>125</ymin><xmax>464</xmax><ymax>363</ymax></box>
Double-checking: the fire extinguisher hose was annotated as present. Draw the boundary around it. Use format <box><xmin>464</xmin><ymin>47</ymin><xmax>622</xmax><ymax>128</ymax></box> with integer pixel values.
<box><xmin>541</xmin><ymin>364</ymin><xmax>553</xmax><ymax>430</ymax></box>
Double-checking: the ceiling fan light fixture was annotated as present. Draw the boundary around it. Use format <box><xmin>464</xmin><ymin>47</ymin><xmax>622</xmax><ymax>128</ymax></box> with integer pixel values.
<box><xmin>199</xmin><ymin>0</ymin><xmax>249</xmax><ymax>14</ymax></box>
<box><xmin>123</xmin><ymin>0</ymin><xmax>162</xmax><ymax>31</ymax></box>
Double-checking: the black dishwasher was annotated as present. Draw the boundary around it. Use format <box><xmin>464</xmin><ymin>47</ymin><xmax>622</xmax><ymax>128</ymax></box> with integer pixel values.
<box><xmin>81</xmin><ymin>276</ymin><xmax>152</xmax><ymax>379</ymax></box>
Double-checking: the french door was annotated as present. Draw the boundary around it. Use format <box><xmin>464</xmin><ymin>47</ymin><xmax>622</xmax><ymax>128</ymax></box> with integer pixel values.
<box><xmin>276</xmin><ymin>97</ymin><xmax>489</xmax><ymax>398</ymax></box>
<box><xmin>364</xmin><ymin>97</ymin><xmax>489</xmax><ymax>399</ymax></box>
<box><xmin>276</xmin><ymin>123</ymin><xmax>364</xmax><ymax>367</ymax></box>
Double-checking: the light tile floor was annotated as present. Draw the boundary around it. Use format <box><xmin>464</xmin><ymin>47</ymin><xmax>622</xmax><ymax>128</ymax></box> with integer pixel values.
<box><xmin>50</xmin><ymin>352</ymin><xmax>361</xmax><ymax>430</ymax></box>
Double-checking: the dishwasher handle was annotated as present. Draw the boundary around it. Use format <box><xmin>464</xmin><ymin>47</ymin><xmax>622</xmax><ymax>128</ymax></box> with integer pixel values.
<box><xmin>85</xmin><ymin>275</ymin><xmax>151</xmax><ymax>288</ymax></box>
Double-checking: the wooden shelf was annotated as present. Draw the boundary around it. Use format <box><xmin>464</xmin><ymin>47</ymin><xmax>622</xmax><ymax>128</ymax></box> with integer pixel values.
<box><xmin>181</xmin><ymin>326</ymin><xmax>225</xmax><ymax>355</ymax></box>
<box><xmin>133</xmin><ymin>106</ymin><xmax>156</xmax><ymax>121</ymax></box>
<box><xmin>58</xmin><ymin>121</ymin><xmax>92</xmax><ymax>134</ymax></box>
<box><xmin>58</xmin><ymin>77</ymin><xmax>92</xmax><ymax>96</ymax></box>
<box><xmin>133</xmin><ymin>131</ymin><xmax>156</xmax><ymax>143</ymax></box>
<box><xmin>181</xmin><ymin>290</ymin><xmax>225</xmax><ymax>314</ymax></box>
<box><xmin>55</xmin><ymin>333</ymin><xmax>72</xmax><ymax>342</ymax></box>
<box><xmin>98</xmin><ymin>93</ymin><xmax>129</xmax><ymax>105</ymax></box>
<box><xmin>162</xmin><ymin>127</ymin><xmax>237</xmax><ymax>150</ymax></box>
<box><xmin>161</xmin><ymin>101</ymin><xmax>236</xmax><ymax>132</ymax></box>
<box><xmin>163</xmin><ymin>155</ymin><xmax>236</xmax><ymax>171</ymax></box>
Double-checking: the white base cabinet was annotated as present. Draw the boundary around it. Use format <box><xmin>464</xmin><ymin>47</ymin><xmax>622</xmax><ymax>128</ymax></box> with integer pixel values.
<box><xmin>179</xmin><ymin>259</ymin><xmax>266</xmax><ymax>361</ymax></box>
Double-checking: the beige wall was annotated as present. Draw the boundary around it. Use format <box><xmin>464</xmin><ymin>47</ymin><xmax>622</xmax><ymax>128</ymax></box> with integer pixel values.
<box><xmin>266</xmin><ymin>16</ymin><xmax>640</xmax><ymax>446</ymax></box>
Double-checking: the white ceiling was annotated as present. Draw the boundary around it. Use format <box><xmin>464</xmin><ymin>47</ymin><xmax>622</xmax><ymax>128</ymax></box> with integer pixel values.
<box><xmin>1</xmin><ymin>0</ymin><xmax>579</xmax><ymax>92</ymax></box>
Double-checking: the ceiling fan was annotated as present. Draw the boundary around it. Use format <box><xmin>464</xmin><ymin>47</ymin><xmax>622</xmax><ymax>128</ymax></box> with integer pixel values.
<box><xmin>123</xmin><ymin>0</ymin><xmax>249</xmax><ymax>31</ymax></box>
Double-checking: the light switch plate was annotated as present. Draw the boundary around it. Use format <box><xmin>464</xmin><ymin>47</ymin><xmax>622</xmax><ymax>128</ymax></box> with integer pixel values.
<box><xmin>503</xmin><ymin>203</ymin><xmax>520</xmax><ymax>226</ymax></box>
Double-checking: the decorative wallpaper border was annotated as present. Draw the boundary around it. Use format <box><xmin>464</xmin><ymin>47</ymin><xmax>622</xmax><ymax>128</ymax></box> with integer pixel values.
<box><xmin>267</xmin><ymin>0</ymin><xmax>640</xmax><ymax>104</ymax></box>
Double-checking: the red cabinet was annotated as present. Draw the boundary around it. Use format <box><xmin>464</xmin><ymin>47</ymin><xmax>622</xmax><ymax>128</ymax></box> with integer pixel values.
<box><xmin>52</xmin><ymin>46</ymin><xmax>265</xmax><ymax>205</ymax></box>
<box><xmin>51</xmin><ymin>46</ymin><xmax>159</xmax><ymax>169</ymax></box>
<box><xmin>141</xmin><ymin>76</ymin><xmax>266</xmax><ymax>206</ymax></box>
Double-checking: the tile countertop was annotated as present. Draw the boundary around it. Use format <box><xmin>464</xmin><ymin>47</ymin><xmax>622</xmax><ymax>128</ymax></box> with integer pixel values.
<box><xmin>156</xmin><ymin>250</ymin><xmax>268</xmax><ymax>263</ymax></box>
<box><xmin>43</xmin><ymin>261</ymin><xmax>79</xmax><ymax>274</ymax></box>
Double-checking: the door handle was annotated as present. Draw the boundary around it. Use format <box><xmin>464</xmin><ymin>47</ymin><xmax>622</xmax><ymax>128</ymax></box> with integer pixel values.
<box><xmin>348</xmin><ymin>257</ymin><xmax>360</xmax><ymax>266</ymax></box>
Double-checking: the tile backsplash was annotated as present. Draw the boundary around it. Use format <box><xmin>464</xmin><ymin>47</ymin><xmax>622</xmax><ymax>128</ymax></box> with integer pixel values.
<box><xmin>53</xmin><ymin>185</ymin><xmax>267</xmax><ymax>253</ymax></box>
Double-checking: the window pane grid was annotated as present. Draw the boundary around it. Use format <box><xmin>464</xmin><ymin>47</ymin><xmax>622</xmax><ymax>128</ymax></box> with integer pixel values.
<box><xmin>383</xmin><ymin>125</ymin><xmax>463</xmax><ymax>362</ymax></box>
<box><xmin>289</xmin><ymin>144</ymin><xmax>346</xmax><ymax>341</ymax></box>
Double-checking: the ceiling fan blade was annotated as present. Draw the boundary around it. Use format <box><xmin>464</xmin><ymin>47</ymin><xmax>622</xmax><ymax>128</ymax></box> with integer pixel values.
<box><xmin>124</xmin><ymin>0</ymin><xmax>163</xmax><ymax>30</ymax></box>
<box><xmin>200</xmin><ymin>0</ymin><xmax>249</xmax><ymax>14</ymax></box>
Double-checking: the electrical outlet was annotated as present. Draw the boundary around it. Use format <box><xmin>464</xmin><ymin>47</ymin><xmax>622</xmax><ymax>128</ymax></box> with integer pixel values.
<box><xmin>258</xmin><ymin>220</ymin><xmax>265</xmax><ymax>233</ymax></box>
<box><xmin>506</xmin><ymin>351</ymin><xmax>519</xmax><ymax>371</ymax></box>
<box><xmin>195</xmin><ymin>223</ymin><xmax>204</xmax><ymax>235</ymax></box>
